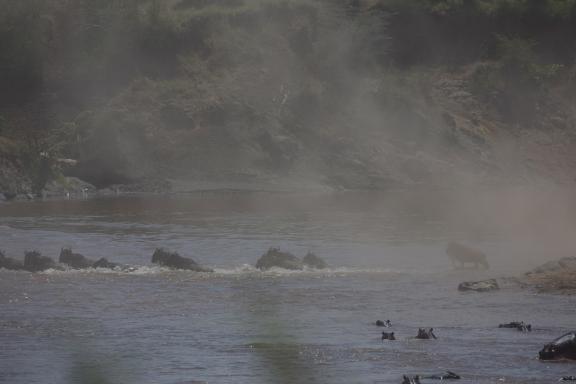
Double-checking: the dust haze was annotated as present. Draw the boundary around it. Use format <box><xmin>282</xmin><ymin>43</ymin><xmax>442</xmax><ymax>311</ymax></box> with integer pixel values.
<box><xmin>1</xmin><ymin>0</ymin><xmax>576</xmax><ymax>271</ymax></box>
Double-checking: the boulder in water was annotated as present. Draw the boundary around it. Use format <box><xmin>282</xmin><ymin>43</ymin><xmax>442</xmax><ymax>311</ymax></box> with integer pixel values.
<box><xmin>59</xmin><ymin>248</ymin><xmax>94</xmax><ymax>269</ymax></box>
<box><xmin>458</xmin><ymin>279</ymin><xmax>499</xmax><ymax>292</ymax></box>
<box><xmin>151</xmin><ymin>248</ymin><xmax>213</xmax><ymax>272</ymax></box>
<box><xmin>255</xmin><ymin>248</ymin><xmax>303</xmax><ymax>271</ymax></box>
<box><xmin>302</xmin><ymin>252</ymin><xmax>328</xmax><ymax>269</ymax></box>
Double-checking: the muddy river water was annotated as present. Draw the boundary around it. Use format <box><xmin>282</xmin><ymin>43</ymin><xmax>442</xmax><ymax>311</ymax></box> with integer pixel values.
<box><xmin>0</xmin><ymin>191</ymin><xmax>574</xmax><ymax>383</ymax></box>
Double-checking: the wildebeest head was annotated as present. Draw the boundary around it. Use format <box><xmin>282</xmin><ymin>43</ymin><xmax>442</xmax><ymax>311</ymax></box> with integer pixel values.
<box><xmin>152</xmin><ymin>248</ymin><xmax>172</xmax><ymax>265</ymax></box>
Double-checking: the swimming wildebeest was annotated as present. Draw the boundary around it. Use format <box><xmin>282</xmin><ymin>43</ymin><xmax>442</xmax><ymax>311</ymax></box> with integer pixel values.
<box><xmin>415</xmin><ymin>328</ymin><xmax>437</xmax><ymax>339</ymax></box>
<box><xmin>402</xmin><ymin>375</ymin><xmax>421</xmax><ymax>384</ymax></box>
<box><xmin>151</xmin><ymin>248</ymin><xmax>213</xmax><ymax>272</ymax></box>
<box><xmin>446</xmin><ymin>242</ymin><xmax>489</xmax><ymax>269</ymax></box>
<box><xmin>376</xmin><ymin>320</ymin><xmax>392</xmax><ymax>327</ymax></box>
<box><xmin>381</xmin><ymin>332</ymin><xmax>395</xmax><ymax>341</ymax></box>
<box><xmin>499</xmin><ymin>321</ymin><xmax>531</xmax><ymax>332</ymax></box>
<box><xmin>539</xmin><ymin>332</ymin><xmax>576</xmax><ymax>360</ymax></box>
<box><xmin>402</xmin><ymin>371</ymin><xmax>460</xmax><ymax>383</ymax></box>
<box><xmin>426</xmin><ymin>371</ymin><xmax>460</xmax><ymax>380</ymax></box>
<box><xmin>59</xmin><ymin>248</ymin><xmax>94</xmax><ymax>269</ymax></box>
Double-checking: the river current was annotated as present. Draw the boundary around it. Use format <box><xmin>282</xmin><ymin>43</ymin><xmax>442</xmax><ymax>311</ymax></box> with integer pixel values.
<box><xmin>0</xmin><ymin>192</ymin><xmax>574</xmax><ymax>384</ymax></box>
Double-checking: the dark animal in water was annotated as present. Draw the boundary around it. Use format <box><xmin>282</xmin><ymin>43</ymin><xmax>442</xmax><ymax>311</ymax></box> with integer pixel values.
<box><xmin>24</xmin><ymin>251</ymin><xmax>57</xmax><ymax>272</ymax></box>
<box><xmin>376</xmin><ymin>320</ymin><xmax>392</xmax><ymax>327</ymax></box>
<box><xmin>402</xmin><ymin>375</ymin><xmax>421</xmax><ymax>384</ymax></box>
<box><xmin>382</xmin><ymin>332</ymin><xmax>396</xmax><ymax>341</ymax></box>
<box><xmin>560</xmin><ymin>377</ymin><xmax>576</xmax><ymax>381</ymax></box>
<box><xmin>458</xmin><ymin>279</ymin><xmax>499</xmax><ymax>292</ymax></box>
<box><xmin>416</xmin><ymin>328</ymin><xmax>437</xmax><ymax>339</ymax></box>
<box><xmin>499</xmin><ymin>321</ymin><xmax>532</xmax><ymax>332</ymax></box>
<box><xmin>92</xmin><ymin>257</ymin><xmax>118</xmax><ymax>269</ymax></box>
<box><xmin>255</xmin><ymin>248</ymin><xmax>303</xmax><ymax>270</ymax></box>
<box><xmin>0</xmin><ymin>251</ymin><xmax>24</xmax><ymax>271</ymax></box>
<box><xmin>59</xmin><ymin>248</ymin><xmax>94</xmax><ymax>269</ymax></box>
<box><xmin>302</xmin><ymin>251</ymin><xmax>328</xmax><ymax>269</ymax></box>
<box><xmin>446</xmin><ymin>242</ymin><xmax>489</xmax><ymax>269</ymax></box>
<box><xmin>403</xmin><ymin>371</ymin><xmax>460</xmax><ymax>382</ymax></box>
<box><xmin>539</xmin><ymin>332</ymin><xmax>576</xmax><ymax>360</ymax></box>
<box><xmin>152</xmin><ymin>248</ymin><xmax>213</xmax><ymax>272</ymax></box>
<box><xmin>424</xmin><ymin>371</ymin><xmax>461</xmax><ymax>380</ymax></box>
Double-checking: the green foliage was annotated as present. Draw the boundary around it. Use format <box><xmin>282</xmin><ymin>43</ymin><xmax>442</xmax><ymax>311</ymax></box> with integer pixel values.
<box><xmin>376</xmin><ymin>0</ymin><xmax>576</xmax><ymax>17</ymax></box>
<box><xmin>497</xmin><ymin>35</ymin><xmax>564</xmax><ymax>86</ymax></box>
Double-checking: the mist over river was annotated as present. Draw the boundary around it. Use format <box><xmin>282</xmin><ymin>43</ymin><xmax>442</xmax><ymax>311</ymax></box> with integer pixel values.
<box><xmin>0</xmin><ymin>191</ymin><xmax>574</xmax><ymax>384</ymax></box>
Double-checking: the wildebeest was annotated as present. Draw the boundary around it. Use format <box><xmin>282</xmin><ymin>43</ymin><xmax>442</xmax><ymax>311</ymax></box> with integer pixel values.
<box><xmin>425</xmin><ymin>371</ymin><xmax>461</xmax><ymax>380</ymax></box>
<box><xmin>402</xmin><ymin>375</ymin><xmax>421</xmax><ymax>384</ymax></box>
<box><xmin>416</xmin><ymin>328</ymin><xmax>437</xmax><ymax>339</ymax></box>
<box><xmin>151</xmin><ymin>248</ymin><xmax>213</xmax><ymax>272</ymax></box>
<box><xmin>376</xmin><ymin>319</ymin><xmax>392</xmax><ymax>327</ymax></box>
<box><xmin>381</xmin><ymin>332</ymin><xmax>395</xmax><ymax>341</ymax></box>
<box><xmin>499</xmin><ymin>321</ymin><xmax>531</xmax><ymax>332</ymax></box>
<box><xmin>402</xmin><ymin>375</ymin><xmax>420</xmax><ymax>384</ymax></box>
<box><xmin>59</xmin><ymin>248</ymin><xmax>93</xmax><ymax>269</ymax></box>
<box><xmin>446</xmin><ymin>242</ymin><xmax>489</xmax><ymax>269</ymax></box>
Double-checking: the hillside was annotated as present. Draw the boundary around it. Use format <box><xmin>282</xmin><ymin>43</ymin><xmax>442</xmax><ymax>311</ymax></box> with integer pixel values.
<box><xmin>1</xmin><ymin>0</ymin><xmax>576</xmax><ymax>198</ymax></box>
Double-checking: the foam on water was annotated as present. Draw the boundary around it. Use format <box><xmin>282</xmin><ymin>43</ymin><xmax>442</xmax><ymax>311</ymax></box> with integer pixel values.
<box><xmin>29</xmin><ymin>264</ymin><xmax>407</xmax><ymax>277</ymax></box>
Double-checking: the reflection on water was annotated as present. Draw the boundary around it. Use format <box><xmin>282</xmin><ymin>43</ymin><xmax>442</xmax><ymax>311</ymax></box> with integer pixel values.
<box><xmin>0</xmin><ymin>192</ymin><xmax>574</xmax><ymax>384</ymax></box>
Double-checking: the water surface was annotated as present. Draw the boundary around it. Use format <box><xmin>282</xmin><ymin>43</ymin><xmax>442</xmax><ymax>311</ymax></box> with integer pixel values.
<box><xmin>0</xmin><ymin>192</ymin><xmax>573</xmax><ymax>383</ymax></box>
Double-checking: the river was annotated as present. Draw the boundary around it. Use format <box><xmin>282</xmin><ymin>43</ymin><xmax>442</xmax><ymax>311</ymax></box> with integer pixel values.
<box><xmin>0</xmin><ymin>191</ymin><xmax>574</xmax><ymax>383</ymax></box>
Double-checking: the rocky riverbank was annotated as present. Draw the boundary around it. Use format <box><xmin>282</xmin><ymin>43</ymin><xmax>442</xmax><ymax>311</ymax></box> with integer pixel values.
<box><xmin>519</xmin><ymin>257</ymin><xmax>576</xmax><ymax>294</ymax></box>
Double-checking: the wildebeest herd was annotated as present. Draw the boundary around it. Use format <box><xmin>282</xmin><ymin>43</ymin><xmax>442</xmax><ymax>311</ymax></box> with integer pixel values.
<box><xmin>1</xmin><ymin>243</ymin><xmax>574</xmax><ymax>382</ymax></box>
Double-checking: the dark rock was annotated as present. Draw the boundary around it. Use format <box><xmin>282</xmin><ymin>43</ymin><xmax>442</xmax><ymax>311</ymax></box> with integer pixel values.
<box><xmin>151</xmin><ymin>248</ymin><xmax>213</xmax><ymax>272</ymax></box>
<box><xmin>302</xmin><ymin>252</ymin><xmax>327</xmax><ymax>269</ymax></box>
<box><xmin>446</xmin><ymin>242</ymin><xmax>489</xmax><ymax>269</ymax></box>
<box><xmin>255</xmin><ymin>248</ymin><xmax>303</xmax><ymax>271</ymax></box>
<box><xmin>458</xmin><ymin>279</ymin><xmax>499</xmax><ymax>292</ymax></box>
<box><xmin>23</xmin><ymin>251</ymin><xmax>57</xmax><ymax>272</ymax></box>
<box><xmin>526</xmin><ymin>257</ymin><xmax>576</xmax><ymax>275</ymax></box>
<box><xmin>539</xmin><ymin>332</ymin><xmax>576</xmax><ymax>360</ymax></box>
<box><xmin>560</xmin><ymin>376</ymin><xmax>576</xmax><ymax>381</ymax></box>
<box><xmin>0</xmin><ymin>251</ymin><xmax>24</xmax><ymax>271</ymax></box>
<box><xmin>59</xmin><ymin>248</ymin><xmax>94</xmax><ymax>269</ymax></box>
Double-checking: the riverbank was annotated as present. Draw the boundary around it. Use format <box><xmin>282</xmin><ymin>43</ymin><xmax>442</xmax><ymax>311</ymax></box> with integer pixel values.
<box><xmin>2</xmin><ymin>1</ymin><xmax>576</xmax><ymax>197</ymax></box>
<box><xmin>519</xmin><ymin>257</ymin><xmax>576</xmax><ymax>294</ymax></box>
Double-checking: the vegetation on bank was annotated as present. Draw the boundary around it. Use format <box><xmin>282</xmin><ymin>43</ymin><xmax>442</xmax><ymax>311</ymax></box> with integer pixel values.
<box><xmin>0</xmin><ymin>0</ymin><xmax>575</xmax><ymax>195</ymax></box>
